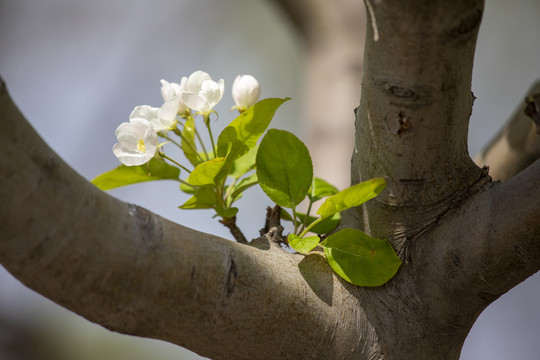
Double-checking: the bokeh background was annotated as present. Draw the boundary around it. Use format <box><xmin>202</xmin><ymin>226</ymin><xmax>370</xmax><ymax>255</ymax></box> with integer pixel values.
<box><xmin>0</xmin><ymin>0</ymin><xmax>539</xmax><ymax>359</ymax></box>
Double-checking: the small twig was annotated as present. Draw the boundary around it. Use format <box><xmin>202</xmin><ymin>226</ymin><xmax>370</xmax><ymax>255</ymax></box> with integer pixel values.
<box><xmin>220</xmin><ymin>216</ymin><xmax>248</xmax><ymax>244</ymax></box>
<box><xmin>524</xmin><ymin>93</ymin><xmax>540</xmax><ymax>134</ymax></box>
<box><xmin>260</xmin><ymin>205</ymin><xmax>287</xmax><ymax>245</ymax></box>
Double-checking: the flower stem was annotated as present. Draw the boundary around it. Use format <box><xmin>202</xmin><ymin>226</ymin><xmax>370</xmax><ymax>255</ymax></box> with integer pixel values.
<box><xmin>204</xmin><ymin>114</ymin><xmax>218</xmax><ymax>159</ymax></box>
<box><xmin>194</xmin><ymin>128</ymin><xmax>210</xmax><ymax>161</ymax></box>
<box><xmin>158</xmin><ymin>150</ymin><xmax>192</xmax><ymax>173</ymax></box>
<box><xmin>171</xmin><ymin>127</ymin><xmax>205</xmax><ymax>164</ymax></box>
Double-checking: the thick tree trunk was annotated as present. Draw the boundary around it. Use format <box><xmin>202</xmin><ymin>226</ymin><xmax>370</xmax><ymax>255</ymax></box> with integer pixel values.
<box><xmin>1</xmin><ymin>0</ymin><xmax>540</xmax><ymax>359</ymax></box>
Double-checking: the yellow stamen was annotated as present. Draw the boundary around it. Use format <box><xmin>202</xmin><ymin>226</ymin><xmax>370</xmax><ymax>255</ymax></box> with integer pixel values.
<box><xmin>137</xmin><ymin>139</ymin><xmax>146</xmax><ymax>153</ymax></box>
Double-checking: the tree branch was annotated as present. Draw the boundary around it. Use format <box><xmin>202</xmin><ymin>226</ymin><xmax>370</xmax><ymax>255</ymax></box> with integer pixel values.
<box><xmin>419</xmin><ymin>157</ymin><xmax>540</xmax><ymax>325</ymax></box>
<box><xmin>0</xmin><ymin>78</ymin><xmax>376</xmax><ymax>359</ymax></box>
<box><xmin>474</xmin><ymin>80</ymin><xmax>540</xmax><ymax>181</ymax></box>
<box><xmin>345</xmin><ymin>0</ymin><xmax>486</xmax><ymax>244</ymax></box>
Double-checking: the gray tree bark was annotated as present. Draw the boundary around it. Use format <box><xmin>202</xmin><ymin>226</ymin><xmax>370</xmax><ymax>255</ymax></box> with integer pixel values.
<box><xmin>1</xmin><ymin>0</ymin><xmax>539</xmax><ymax>359</ymax></box>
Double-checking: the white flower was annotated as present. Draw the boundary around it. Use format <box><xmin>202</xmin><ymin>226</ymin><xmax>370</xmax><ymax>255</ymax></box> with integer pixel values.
<box><xmin>130</xmin><ymin>104</ymin><xmax>175</xmax><ymax>132</ymax></box>
<box><xmin>232</xmin><ymin>75</ymin><xmax>260</xmax><ymax>111</ymax></box>
<box><xmin>113</xmin><ymin>118</ymin><xmax>158</xmax><ymax>166</ymax></box>
<box><xmin>160</xmin><ymin>79</ymin><xmax>189</xmax><ymax>116</ymax></box>
<box><xmin>181</xmin><ymin>70</ymin><xmax>224</xmax><ymax>116</ymax></box>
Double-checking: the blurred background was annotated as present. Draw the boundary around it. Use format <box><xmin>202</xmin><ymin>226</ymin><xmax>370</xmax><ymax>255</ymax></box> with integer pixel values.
<box><xmin>0</xmin><ymin>0</ymin><xmax>539</xmax><ymax>359</ymax></box>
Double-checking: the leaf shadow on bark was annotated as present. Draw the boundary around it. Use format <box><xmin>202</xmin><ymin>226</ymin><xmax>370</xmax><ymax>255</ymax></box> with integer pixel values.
<box><xmin>298</xmin><ymin>253</ymin><xmax>334</xmax><ymax>306</ymax></box>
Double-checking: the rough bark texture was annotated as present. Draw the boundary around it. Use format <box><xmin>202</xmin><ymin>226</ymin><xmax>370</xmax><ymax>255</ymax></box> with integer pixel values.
<box><xmin>1</xmin><ymin>0</ymin><xmax>540</xmax><ymax>359</ymax></box>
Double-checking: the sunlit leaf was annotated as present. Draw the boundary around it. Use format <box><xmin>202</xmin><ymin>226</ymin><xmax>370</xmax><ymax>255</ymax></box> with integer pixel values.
<box><xmin>317</xmin><ymin>178</ymin><xmax>386</xmax><ymax>220</ymax></box>
<box><xmin>256</xmin><ymin>129</ymin><xmax>312</xmax><ymax>208</ymax></box>
<box><xmin>91</xmin><ymin>157</ymin><xmax>180</xmax><ymax>191</ymax></box>
<box><xmin>179</xmin><ymin>187</ymin><xmax>217</xmax><ymax>209</ymax></box>
<box><xmin>217</xmin><ymin>97</ymin><xmax>290</xmax><ymax>158</ymax></box>
<box><xmin>320</xmin><ymin>228</ymin><xmax>401</xmax><ymax>286</ymax></box>
<box><xmin>180</xmin><ymin>181</ymin><xmax>197</xmax><ymax>195</ymax></box>
<box><xmin>288</xmin><ymin>234</ymin><xmax>320</xmax><ymax>254</ymax></box>
<box><xmin>308</xmin><ymin>177</ymin><xmax>339</xmax><ymax>202</ymax></box>
<box><xmin>230</xmin><ymin>173</ymin><xmax>258</xmax><ymax>203</ymax></box>
<box><xmin>188</xmin><ymin>157</ymin><xmax>226</xmax><ymax>186</ymax></box>
<box><xmin>215</xmin><ymin>206</ymin><xmax>239</xmax><ymax>219</ymax></box>
<box><xmin>229</xmin><ymin>146</ymin><xmax>258</xmax><ymax>178</ymax></box>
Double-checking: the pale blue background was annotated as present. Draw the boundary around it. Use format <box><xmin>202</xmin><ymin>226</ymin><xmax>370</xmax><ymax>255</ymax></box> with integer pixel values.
<box><xmin>0</xmin><ymin>0</ymin><xmax>539</xmax><ymax>359</ymax></box>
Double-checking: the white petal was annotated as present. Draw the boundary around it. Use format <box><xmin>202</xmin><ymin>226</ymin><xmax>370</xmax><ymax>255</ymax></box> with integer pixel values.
<box><xmin>182</xmin><ymin>92</ymin><xmax>208</xmax><ymax>113</ymax></box>
<box><xmin>130</xmin><ymin>105</ymin><xmax>159</xmax><ymax>122</ymax></box>
<box><xmin>115</xmin><ymin>122</ymin><xmax>144</xmax><ymax>150</ymax></box>
<box><xmin>156</xmin><ymin>97</ymin><xmax>179</xmax><ymax>131</ymax></box>
<box><xmin>185</xmin><ymin>70</ymin><xmax>211</xmax><ymax>93</ymax></box>
<box><xmin>129</xmin><ymin>117</ymin><xmax>153</xmax><ymax>129</ymax></box>
<box><xmin>143</xmin><ymin>128</ymin><xmax>159</xmax><ymax>154</ymax></box>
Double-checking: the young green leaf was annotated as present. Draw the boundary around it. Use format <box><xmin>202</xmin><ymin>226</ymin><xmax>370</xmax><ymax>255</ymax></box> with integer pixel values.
<box><xmin>179</xmin><ymin>187</ymin><xmax>217</xmax><ymax>209</ymax></box>
<box><xmin>181</xmin><ymin>116</ymin><xmax>199</xmax><ymax>166</ymax></box>
<box><xmin>256</xmin><ymin>129</ymin><xmax>313</xmax><ymax>208</ymax></box>
<box><xmin>308</xmin><ymin>177</ymin><xmax>339</xmax><ymax>202</ymax></box>
<box><xmin>229</xmin><ymin>146</ymin><xmax>258</xmax><ymax>178</ymax></box>
<box><xmin>229</xmin><ymin>173</ymin><xmax>258</xmax><ymax>204</ymax></box>
<box><xmin>320</xmin><ymin>228</ymin><xmax>401</xmax><ymax>286</ymax></box>
<box><xmin>187</xmin><ymin>157</ymin><xmax>226</xmax><ymax>186</ymax></box>
<box><xmin>217</xmin><ymin>97</ymin><xmax>290</xmax><ymax>157</ymax></box>
<box><xmin>288</xmin><ymin>234</ymin><xmax>320</xmax><ymax>254</ymax></box>
<box><xmin>180</xmin><ymin>182</ymin><xmax>197</xmax><ymax>195</ymax></box>
<box><xmin>92</xmin><ymin>157</ymin><xmax>180</xmax><ymax>191</ymax></box>
<box><xmin>317</xmin><ymin>177</ymin><xmax>386</xmax><ymax>220</ymax></box>
<box><xmin>215</xmin><ymin>206</ymin><xmax>239</xmax><ymax>219</ymax></box>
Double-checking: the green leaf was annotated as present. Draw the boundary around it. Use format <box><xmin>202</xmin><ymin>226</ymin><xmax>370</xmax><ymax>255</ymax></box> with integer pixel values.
<box><xmin>179</xmin><ymin>187</ymin><xmax>217</xmax><ymax>209</ymax></box>
<box><xmin>256</xmin><ymin>129</ymin><xmax>313</xmax><ymax>208</ymax></box>
<box><xmin>309</xmin><ymin>177</ymin><xmax>339</xmax><ymax>202</ymax></box>
<box><xmin>229</xmin><ymin>173</ymin><xmax>258</xmax><ymax>203</ymax></box>
<box><xmin>188</xmin><ymin>157</ymin><xmax>226</xmax><ymax>186</ymax></box>
<box><xmin>181</xmin><ymin>116</ymin><xmax>199</xmax><ymax>166</ymax></box>
<box><xmin>214</xmin><ymin>142</ymin><xmax>248</xmax><ymax>186</ymax></box>
<box><xmin>217</xmin><ymin>97</ymin><xmax>290</xmax><ymax>158</ymax></box>
<box><xmin>288</xmin><ymin>234</ymin><xmax>320</xmax><ymax>254</ymax></box>
<box><xmin>229</xmin><ymin>146</ymin><xmax>258</xmax><ymax>178</ymax></box>
<box><xmin>317</xmin><ymin>177</ymin><xmax>386</xmax><ymax>220</ymax></box>
<box><xmin>180</xmin><ymin>181</ymin><xmax>197</xmax><ymax>195</ymax></box>
<box><xmin>320</xmin><ymin>228</ymin><xmax>401</xmax><ymax>287</ymax></box>
<box><xmin>301</xmin><ymin>213</ymin><xmax>340</xmax><ymax>235</ymax></box>
<box><xmin>92</xmin><ymin>157</ymin><xmax>180</xmax><ymax>191</ymax></box>
<box><xmin>215</xmin><ymin>206</ymin><xmax>239</xmax><ymax>219</ymax></box>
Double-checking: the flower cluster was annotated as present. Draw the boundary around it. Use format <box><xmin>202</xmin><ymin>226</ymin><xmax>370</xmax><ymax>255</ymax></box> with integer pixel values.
<box><xmin>112</xmin><ymin>70</ymin><xmax>260</xmax><ymax>166</ymax></box>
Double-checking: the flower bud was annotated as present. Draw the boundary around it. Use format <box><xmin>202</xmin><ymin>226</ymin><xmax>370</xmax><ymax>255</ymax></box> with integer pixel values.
<box><xmin>232</xmin><ymin>74</ymin><xmax>260</xmax><ymax>112</ymax></box>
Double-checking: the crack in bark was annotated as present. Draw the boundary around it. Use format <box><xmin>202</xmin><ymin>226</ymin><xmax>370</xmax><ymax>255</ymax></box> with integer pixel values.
<box><xmin>226</xmin><ymin>256</ymin><xmax>237</xmax><ymax>298</ymax></box>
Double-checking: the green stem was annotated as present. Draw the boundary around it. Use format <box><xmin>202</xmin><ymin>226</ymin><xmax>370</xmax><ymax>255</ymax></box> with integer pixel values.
<box><xmin>224</xmin><ymin>177</ymin><xmax>239</xmax><ymax>206</ymax></box>
<box><xmin>158</xmin><ymin>150</ymin><xmax>192</xmax><ymax>173</ymax></box>
<box><xmin>291</xmin><ymin>206</ymin><xmax>299</xmax><ymax>234</ymax></box>
<box><xmin>298</xmin><ymin>216</ymin><xmax>325</xmax><ymax>238</ymax></box>
<box><xmin>204</xmin><ymin>114</ymin><xmax>218</xmax><ymax>159</ymax></box>
<box><xmin>161</xmin><ymin>133</ymin><xmax>183</xmax><ymax>150</ymax></box>
<box><xmin>171</xmin><ymin>128</ymin><xmax>205</xmax><ymax>164</ymax></box>
<box><xmin>298</xmin><ymin>199</ymin><xmax>314</xmax><ymax>234</ymax></box>
<box><xmin>194</xmin><ymin>128</ymin><xmax>209</xmax><ymax>161</ymax></box>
